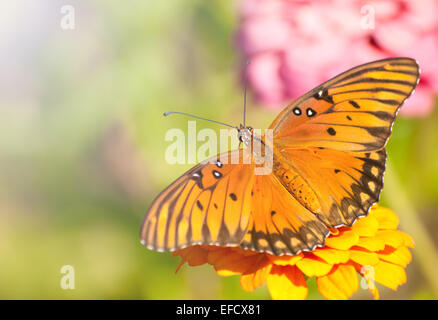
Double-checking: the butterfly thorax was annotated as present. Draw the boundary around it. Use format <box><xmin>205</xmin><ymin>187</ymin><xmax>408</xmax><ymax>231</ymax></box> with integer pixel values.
<box><xmin>238</xmin><ymin>126</ymin><xmax>271</xmax><ymax>164</ymax></box>
<box><xmin>237</xmin><ymin>125</ymin><xmax>253</xmax><ymax>146</ymax></box>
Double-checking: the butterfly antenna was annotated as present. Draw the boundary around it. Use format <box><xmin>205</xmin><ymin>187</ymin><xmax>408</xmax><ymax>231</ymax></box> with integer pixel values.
<box><xmin>243</xmin><ymin>60</ymin><xmax>250</xmax><ymax>127</ymax></box>
<box><xmin>163</xmin><ymin>111</ymin><xmax>238</xmax><ymax>130</ymax></box>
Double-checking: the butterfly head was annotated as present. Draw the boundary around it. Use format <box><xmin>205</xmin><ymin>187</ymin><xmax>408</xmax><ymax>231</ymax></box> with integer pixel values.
<box><xmin>238</xmin><ymin>124</ymin><xmax>254</xmax><ymax>146</ymax></box>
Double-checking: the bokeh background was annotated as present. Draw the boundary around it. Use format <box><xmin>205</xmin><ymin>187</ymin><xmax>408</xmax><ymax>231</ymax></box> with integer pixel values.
<box><xmin>1</xmin><ymin>0</ymin><xmax>437</xmax><ymax>299</ymax></box>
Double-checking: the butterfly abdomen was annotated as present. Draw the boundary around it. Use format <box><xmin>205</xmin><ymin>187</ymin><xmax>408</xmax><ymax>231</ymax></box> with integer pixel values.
<box><xmin>274</xmin><ymin>163</ymin><xmax>321</xmax><ymax>214</ymax></box>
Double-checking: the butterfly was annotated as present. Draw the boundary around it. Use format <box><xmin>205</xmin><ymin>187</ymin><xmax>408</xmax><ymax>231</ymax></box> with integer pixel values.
<box><xmin>140</xmin><ymin>57</ymin><xmax>420</xmax><ymax>256</ymax></box>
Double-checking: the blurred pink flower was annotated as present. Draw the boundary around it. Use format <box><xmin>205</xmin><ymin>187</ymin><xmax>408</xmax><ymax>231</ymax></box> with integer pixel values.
<box><xmin>237</xmin><ymin>0</ymin><xmax>438</xmax><ymax>117</ymax></box>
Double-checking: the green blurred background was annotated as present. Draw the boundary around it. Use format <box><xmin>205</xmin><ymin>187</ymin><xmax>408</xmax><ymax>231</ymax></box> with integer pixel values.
<box><xmin>0</xmin><ymin>0</ymin><xmax>437</xmax><ymax>299</ymax></box>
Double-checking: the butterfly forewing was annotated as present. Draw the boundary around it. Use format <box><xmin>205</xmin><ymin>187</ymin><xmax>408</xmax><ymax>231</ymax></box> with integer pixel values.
<box><xmin>270</xmin><ymin>58</ymin><xmax>419</xmax><ymax>152</ymax></box>
<box><xmin>140</xmin><ymin>150</ymin><xmax>254</xmax><ymax>251</ymax></box>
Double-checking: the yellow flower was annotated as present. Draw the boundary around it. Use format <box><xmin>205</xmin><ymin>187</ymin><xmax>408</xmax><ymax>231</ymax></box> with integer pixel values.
<box><xmin>173</xmin><ymin>205</ymin><xmax>414</xmax><ymax>299</ymax></box>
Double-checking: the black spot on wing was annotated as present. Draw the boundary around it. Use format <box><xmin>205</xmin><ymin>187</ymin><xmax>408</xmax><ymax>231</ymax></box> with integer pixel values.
<box><xmin>349</xmin><ymin>100</ymin><xmax>361</xmax><ymax>109</ymax></box>
<box><xmin>306</xmin><ymin>108</ymin><xmax>316</xmax><ymax>117</ymax></box>
<box><xmin>327</xmin><ymin>127</ymin><xmax>336</xmax><ymax>136</ymax></box>
<box><xmin>293</xmin><ymin>107</ymin><xmax>302</xmax><ymax>115</ymax></box>
<box><xmin>212</xmin><ymin>170</ymin><xmax>222</xmax><ymax>179</ymax></box>
<box><xmin>314</xmin><ymin>88</ymin><xmax>334</xmax><ymax>104</ymax></box>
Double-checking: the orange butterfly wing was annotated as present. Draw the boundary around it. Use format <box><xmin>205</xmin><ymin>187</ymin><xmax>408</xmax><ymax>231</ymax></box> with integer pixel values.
<box><xmin>240</xmin><ymin>173</ymin><xmax>329</xmax><ymax>255</ymax></box>
<box><xmin>278</xmin><ymin>147</ymin><xmax>386</xmax><ymax>227</ymax></box>
<box><xmin>140</xmin><ymin>150</ymin><xmax>255</xmax><ymax>251</ymax></box>
<box><xmin>140</xmin><ymin>148</ymin><xmax>330</xmax><ymax>256</ymax></box>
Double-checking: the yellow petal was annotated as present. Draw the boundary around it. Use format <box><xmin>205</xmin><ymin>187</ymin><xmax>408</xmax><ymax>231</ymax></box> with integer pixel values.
<box><xmin>351</xmin><ymin>216</ymin><xmax>379</xmax><ymax>237</ymax></box>
<box><xmin>296</xmin><ymin>254</ymin><xmax>333</xmax><ymax>277</ymax></box>
<box><xmin>325</xmin><ymin>230</ymin><xmax>359</xmax><ymax>250</ymax></box>
<box><xmin>356</xmin><ymin>237</ymin><xmax>386</xmax><ymax>251</ymax></box>
<box><xmin>370</xmin><ymin>206</ymin><xmax>399</xmax><ymax>229</ymax></box>
<box><xmin>349</xmin><ymin>248</ymin><xmax>380</xmax><ymax>266</ymax></box>
<box><xmin>240</xmin><ymin>264</ymin><xmax>272</xmax><ymax>292</ymax></box>
<box><xmin>374</xmin><ymin>261</ymin><xmax>407</xmax><ymax>290</ymax></box>
<box><xmin>399</xmin><ymin>231</ymin><xmax>415</xmax><ymax>248</ymax></box>
<box><xmin>317</xmin><ymin>264</ymin><xmax>359</xmax><ymax>300</ymax></box>
<box><xmin>313</xmin><ymin>248</ymin><xmax>350</xmax><ymax>265</ymax></box>
<box><xmin>374</xmin><ymin>230</ymin><xmax>405</xmax><ymax>248</ymax></box>
<box><xmin>377</xmin><ymin>246</ymin><xmax>412</xmax><ymax>267</ymax></box>
<box><xmin>217</xmin><ymin>269</ymin><xmax>241</xmax><ymax>276</ymax></box>
<box><xmin>268</xmin><ymin>253</ymin><xmax>303</xmax><ymax>266</ymax></box>
<box><xmin>267</xmin><ymin>265</ymin><xmax>307</xmax><ymax>300</ymax></box>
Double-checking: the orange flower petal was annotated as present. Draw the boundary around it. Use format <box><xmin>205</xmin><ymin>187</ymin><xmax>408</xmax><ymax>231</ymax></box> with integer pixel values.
<box><xmin>296</xmin><ymin>254</ymin><xmax>333</xmax><ymax>277</ymax></box>
<box><xmin>374</xmin><ymin>261</ymin><xmax>407</xmax><ymax>290</ymax></box>
<box><xmin>312</xmin><ymin>248</ymin><xmax>350</xmax><ymax>265</ymax></box>
<box><xmin>240</xmin><ymin>264</ymin><xmax>272</xmax><ymax>292</ymax></box>
<box><xmin>170</xmin><ymin>205</ymin><xmax>413</xmax><ymax>301</ymax></box>
<box><xmin>232</xmin><ymin>247</ymin><xmax>261</xmax><ymax>256</ymax></box>
<box><xmin>317</xmin><ymin>264</ymin><xmax>359</xmax><ymax>300</ymax></box>
<box><xmin>349</xmin><ymin>247</ymin><xmax>380</xmax><ymax>266</ymax></box>
<box><xmin>267</xmin><ymin>265</ymin><xmax>307</xmax><ymax>300</ymax></box>
<box><xmin>267</xmin><ymin>253</ymin><xmax>303</xmax><ymax>266</ymax></box>
<box><xmin>243</xmin><ymin>254</ymin><xmax>271</xmax><ymax>275</ymax></box>
<box><xmin>351</xmin><ymin>216</ymin><xmax>379</xmax><ymax>237</ymax></box>
<box><xmin>173</xmin><ymin>245</ymin><xmax>209</xmax><ymax>269</ymax></box>
<box><xmin>370</xmin><ymin>206</ymin><xmax>399</xmax><ymax>229</ymax></box>
<box><xmin>377</xmin><ymin>246</ymin><xmax>412</xmax><ymax>267</ymax></box>
<box><xmin>355</xmin><ymin>237</ymin><xmax>386</xmax><ymax>251</ymax></box>
<box><xmin>208</xmin><ymin>248</ymin><xmax>268</xmax><ymax>276</ymax></box>
<box><xmin>325</xmin><ymin>230</ymin><xmax>359</xmax><ymax>250</ymax></box>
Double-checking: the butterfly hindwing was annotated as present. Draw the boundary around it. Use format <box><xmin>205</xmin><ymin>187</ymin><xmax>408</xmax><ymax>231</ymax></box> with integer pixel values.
<box><xmin>279</xmin><ymin>147</ymin><xmax>386</xmax><ymax>227</ymax></box>
<box><xmin>240</xmin><ymin>173</ymin><xmax>330</xmax><ymax>255</ymax></box>
<box><xmin>140</xmin><ymin>150</ymin><xmax>254</xmax><ymax>251</ymax></box>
